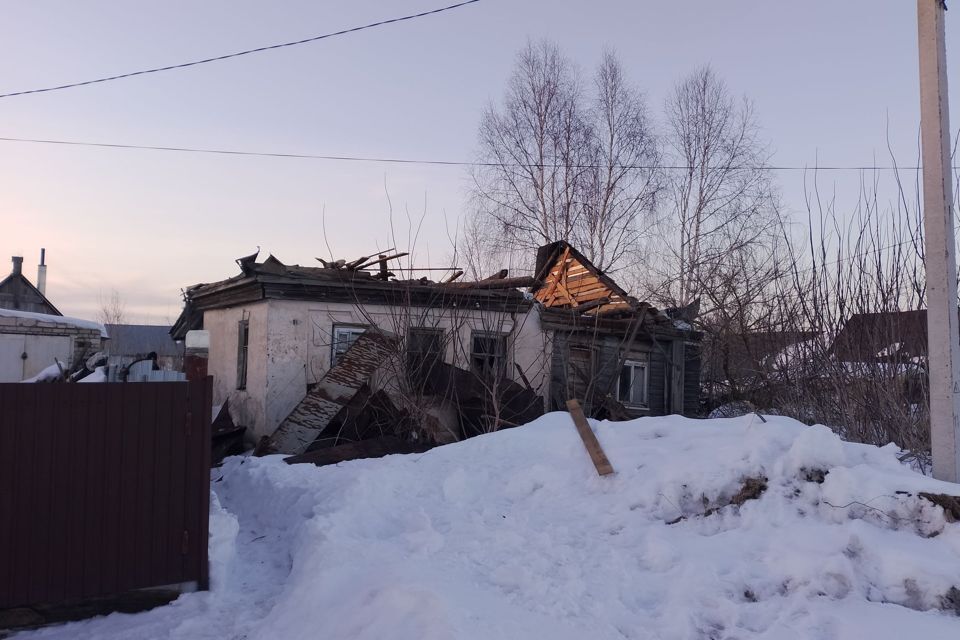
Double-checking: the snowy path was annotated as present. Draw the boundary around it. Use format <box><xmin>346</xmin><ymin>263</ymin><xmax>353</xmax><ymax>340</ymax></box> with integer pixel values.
<box><xmin>19</xmin><ymin>471</ymin><xmax>298</xmax><ymax>640</ymax></box>
<box><xmin>15</xmin><ymin>413</ymin><xmax>960</xmax><ymax>639</ymax></box>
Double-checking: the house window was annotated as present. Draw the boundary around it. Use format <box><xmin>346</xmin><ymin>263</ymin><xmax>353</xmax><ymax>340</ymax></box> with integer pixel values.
<box><xmin>331</xmin><ymin>325</ymin><xmax>367</xmax><ymax>366</ymax></box>
<box><xmin>471</xmin><ymin>332</ymin><xmax>507</xmax><ymax>380</ymax></box>
<box><xmin>236</xmin><ymin>319</ymin><xmax>249</xmax><ymax>390</ymax></box>
<box><xmin>407</xmin><ymin>327</ymin><xmax>444</xmax><ymax>385</ymax></box>
<box><xmin>617</xmin><ymin>358</ymin><xmax>648</xmax><ymax>408</ymax></box>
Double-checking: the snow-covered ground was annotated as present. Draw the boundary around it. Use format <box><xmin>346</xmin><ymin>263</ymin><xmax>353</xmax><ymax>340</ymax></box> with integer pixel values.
<box><xmin>17</xmin><ymin>413</ymin><xmax>960</xmax><ymax>639</ymax></box>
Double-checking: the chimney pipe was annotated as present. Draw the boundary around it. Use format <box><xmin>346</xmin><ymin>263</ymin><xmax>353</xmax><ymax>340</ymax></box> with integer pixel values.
<box><xmin>11</xmin><ymin>256</ymin><xmax>22</xmax><ymax>276</ymax></box>
<box><xmin>37</xmin><ymin>248</ymin><xmax>47</xmax><ymax>296</ymax></box>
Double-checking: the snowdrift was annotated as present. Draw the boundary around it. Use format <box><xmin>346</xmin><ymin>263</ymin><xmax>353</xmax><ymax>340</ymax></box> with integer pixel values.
<box><xmin>20</xmin><ymin>413</ymin><xmax>960</xmax><ymax>639</ymax></box>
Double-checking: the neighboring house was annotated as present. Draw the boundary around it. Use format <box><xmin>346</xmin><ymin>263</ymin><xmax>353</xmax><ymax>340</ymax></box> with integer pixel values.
<box><xmin>0</xmin><ymin>308</ymin><xmax>106</xmax><ymax>382</ymax></box>
<box><xmin>0</xmin><ymin>251</ymin><xmax>107</xmax><ymax>382</ymax></box>
<box><xmin>172</xmin><ymin>243</ymin><xmax>702</xmax><ymax>443</ymax></box>
<box><xmin>103</xmin><ymin>323</ymin><xmax>184</xmax><ymax>371</ymax></box>
<box><xmin>701</xmin><ymin>331</ymin><xmax>822</xmax><ymax>392</ymax></box>
<box><xmin>0</xmin><ymin>253</ymin><xmax>58</xmax><ymax>315</ymax></box>
<box><xmin>831</xmin><ymin>310</ymin><xmax>931</xmax><ymax>364</ymax></box>
<box><xmin>532</xmin><ymin>242</ymin><xmax>702</xmax><ymax>419</ymax></box>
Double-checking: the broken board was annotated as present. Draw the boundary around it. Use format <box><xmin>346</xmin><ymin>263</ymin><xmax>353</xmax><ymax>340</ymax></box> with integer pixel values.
<box><xmin>566</xmin><ymin>399</ymin><xmax>614</xmax><ymax>476</ymax></box>
<box><xmin>270</xmin><ymin>330</ymin><xmax>398</xmax><ymax>455</ymax></box>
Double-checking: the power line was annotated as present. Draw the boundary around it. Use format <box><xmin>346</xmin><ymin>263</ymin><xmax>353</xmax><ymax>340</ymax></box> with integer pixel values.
<box><xmin>0</xmin><ymin>0</ymin><xmax>481</xmax><ymax>99</ymax></box>
<box><xmin>0</xmin><ymin>135</ymin><xmax>944</xmax><ymax>171</ymax></box>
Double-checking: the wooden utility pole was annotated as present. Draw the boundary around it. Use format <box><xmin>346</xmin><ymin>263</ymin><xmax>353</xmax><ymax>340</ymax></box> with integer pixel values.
<box><xmin>918</xmin><ymin>0</ymin><xmax>960</xmax><ymax>482</ymax></box>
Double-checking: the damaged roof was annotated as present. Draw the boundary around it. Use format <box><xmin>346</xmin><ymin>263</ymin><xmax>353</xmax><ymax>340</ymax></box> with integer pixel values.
<box><xmin>532</xmin><ymin>241</ymin><xmax>636</xmax><ymax>314</ymax></box>
<box><xmin>171</xmin><ymin>243</ymin><xmax>699</xmax><ymax>341</ymax></box>
<box><xmin>172</xmin><ymin>250</ymin><xmax>537</xmax><ymax>338</ymax></box>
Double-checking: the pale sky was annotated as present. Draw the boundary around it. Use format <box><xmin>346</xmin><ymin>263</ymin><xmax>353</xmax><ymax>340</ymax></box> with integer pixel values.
<box><xmin>0</xmin><ymin>0</ymin><xmax>955</xmax><ymax>322</ymax></box>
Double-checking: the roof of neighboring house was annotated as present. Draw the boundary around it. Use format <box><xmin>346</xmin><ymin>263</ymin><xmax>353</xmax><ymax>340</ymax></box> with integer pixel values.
<box><xmin>104</xmin><ymin>324</ymin><xmax>182</xmax><ymax>357</ymax></box>
<box><xmin>702</xmin><ymin>330</ymin><xmax>822</xmax><ymax>385</ymax></box>
<box><xmin>830</xmin><ymin>310</ymin><xmax>933</xmax><ymax>363</ymax></box>
<box><xmin>0</xmin><ymin>307</ymin><xmax>107</xmax><ymax>337</ymax></box>
<box><xmin>0</xmin><ymin>257</ymin><xmax>61</xmax><ymax>316</ymax></box>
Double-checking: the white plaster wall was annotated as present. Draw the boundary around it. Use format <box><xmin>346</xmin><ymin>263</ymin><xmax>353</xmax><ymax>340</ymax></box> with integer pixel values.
<box><xmin>205</xmin><ymin>298</ymin><xmax>553</xmax><ymax>439</ymax></box>
<box><xmin>204</xmin><ymin>302</ymin><xmax>269</xmax><ymax>435</ymax></box>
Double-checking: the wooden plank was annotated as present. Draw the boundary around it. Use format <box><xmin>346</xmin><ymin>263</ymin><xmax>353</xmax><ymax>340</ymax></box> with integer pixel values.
<box><xmin>565</xmin><ymin>399</ymin><xmax>614</xmax><ymax>476</ymax></box>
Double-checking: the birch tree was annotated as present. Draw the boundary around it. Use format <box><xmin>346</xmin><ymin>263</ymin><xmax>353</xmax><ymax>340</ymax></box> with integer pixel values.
<box><xmin>659</xmin><ymin>66</ymin><xmax>779</xmax><ymax>309</ymax></box>
<box><xmin>469</xmin><ymin>42</ymin><xmax>660</xmax><ymax>274</ymax></box>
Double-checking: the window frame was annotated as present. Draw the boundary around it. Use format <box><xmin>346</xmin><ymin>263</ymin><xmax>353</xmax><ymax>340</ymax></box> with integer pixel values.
<box><xmin>330</xmin><ymin>324</ymin><xmax>368</xmax><ymax>366</ymax></box>
<box><xmin>236</xmin><ymin>318</ymin><xmax>249</xmax><ymax>390</ymax></box>
<box><xmin>406</xmin><ymin>327</ymin><xmax>445</xmax><ymax>385</ymax></box>
<box><xmin>616</xmin><ymin>357</ymin><xmax>649</xmax><ymax>408</ymax></box>
<box><xmin>470</xmin><ymin>331</ymin><xmax>508</xmax><ymax>380</ymax></box>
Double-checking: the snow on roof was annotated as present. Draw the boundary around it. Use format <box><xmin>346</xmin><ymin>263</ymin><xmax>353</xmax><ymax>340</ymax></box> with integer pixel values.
<box><xmin>33</xmin><ymin>413</ymin><xmax>960</xmax><ymax>639</ymax></box>
<box><xmin>0</xmin><ymin>307</ymin><xmax>108</xmax><ymax>338</ymax></box>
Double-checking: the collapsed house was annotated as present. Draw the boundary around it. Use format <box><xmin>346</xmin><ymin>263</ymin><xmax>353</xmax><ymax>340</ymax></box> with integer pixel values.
<box><xmin>171</xmin><ymin>241</ymin><xmax>701</xmax><ymax>456</ymax></box>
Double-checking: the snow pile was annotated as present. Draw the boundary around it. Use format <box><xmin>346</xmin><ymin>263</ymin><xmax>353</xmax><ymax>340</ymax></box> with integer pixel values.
<box><xmin>19</xmin><ymin>414</ymin><xmax>960</xmax><ymax>639</ymax></box>
<box><xmin>77</xmin><ymin>366</ymin><xmax>107</xmax><ymax>383</ymax></box>
<box><xmin>20</xmin><ymin>360</ymin><xmax>64</xmax><ymax>383</ymax></box>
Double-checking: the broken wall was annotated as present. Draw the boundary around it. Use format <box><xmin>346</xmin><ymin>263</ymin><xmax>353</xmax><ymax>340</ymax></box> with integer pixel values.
<box><xmin>207</xmin><ymin>299</ymin><xmax>551</xmax><ymax>439</ymax></box>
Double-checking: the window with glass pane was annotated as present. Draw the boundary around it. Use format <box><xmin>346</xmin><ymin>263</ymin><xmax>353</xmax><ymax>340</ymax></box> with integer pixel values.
<box><xmin>331</xmin><ymin>325</ymin><xmax>367</xmax><ymax>365</ymax></box>
<box><xmin>617</xmin><ymin>359</ymin><xmax>648</xmax><ymax>407</ymax></box>
<box><xmin>406</xmin><ymin>328</ymin><xmax>444</xmax><ymax>384</ymax></box>
<box><xmin>471</xmin><ymin>332</ymin><xmax>507</xmax><ymax>379</ymax></box>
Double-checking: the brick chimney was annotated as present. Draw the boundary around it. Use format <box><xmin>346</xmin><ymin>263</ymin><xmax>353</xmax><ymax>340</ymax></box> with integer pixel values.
<box><xmin>11</xmin><ymin>256</ymin><xmax>22</xmax><ymax>276</ymax></box>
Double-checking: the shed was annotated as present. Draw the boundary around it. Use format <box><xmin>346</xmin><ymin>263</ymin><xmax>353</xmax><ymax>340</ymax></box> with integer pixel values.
<box><xmin>104</xmin><ymin>324</ymin><xmax>184</xmax><ymax>371</ymax></box>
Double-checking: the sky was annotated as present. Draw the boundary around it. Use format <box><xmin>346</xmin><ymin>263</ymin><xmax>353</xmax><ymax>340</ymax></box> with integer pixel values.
<box><xmin>0</xmin><ymin>0</ymin><xmax>956</xmax><ymax>322</ymax></box>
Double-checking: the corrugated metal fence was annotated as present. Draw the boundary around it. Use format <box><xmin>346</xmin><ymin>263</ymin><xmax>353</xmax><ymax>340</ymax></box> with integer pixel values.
<box><xmin>0</xmin><ymin>378</ymin><xmax>211</xmax><ymax>610</ymax></box>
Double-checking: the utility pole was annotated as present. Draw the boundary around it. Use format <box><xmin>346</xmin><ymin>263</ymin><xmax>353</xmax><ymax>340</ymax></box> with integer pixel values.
<box><xmin>918</xmin><ymin>0</ymin><xmax>960</xmax><ymax>482</ymax></box>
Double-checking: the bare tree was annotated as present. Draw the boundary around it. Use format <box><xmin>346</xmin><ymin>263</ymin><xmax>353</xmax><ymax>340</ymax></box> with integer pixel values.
<box><xmin>651</xmin><ymin>66</ymin><xmax>779</xmax><ymax>310</ymax></box>
<box><xmin>98</xmin><ymin>288</ymin><xmax>127</xmax><ymax>325</ymax></box>
<box><xmin>469</xmin><ymin>41</ymin><xmax>660</xmax><ymax>273</ymax></box>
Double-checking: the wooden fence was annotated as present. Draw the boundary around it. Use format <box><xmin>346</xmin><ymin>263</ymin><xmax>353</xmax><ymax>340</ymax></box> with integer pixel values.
<box><xmin>0</xmin><ymin>378</ymin><xmax>211</xmax><ymax>610</ymax></box>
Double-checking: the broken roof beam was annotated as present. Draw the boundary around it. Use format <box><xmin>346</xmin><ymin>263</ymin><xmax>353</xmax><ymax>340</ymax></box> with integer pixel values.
<box><xmin>571</xmin><ymin>297</ymin><xmax>610</xmax><ymax>315</ymax></box>
<box><xmin>440</xmin><ymin>276</ymin><xmax>538</xmax><ymax>290</ymax></box>
<box><xmin>345</xmin><ymin>247</ymin><xmax>396</xmax><ymax>271</ymax></box>
<box><xmin>355</xmin><ymin>252</ymin><xmax>410</xmax><ymax>271</ymax></box>
<box><xmin>316</xmin><ymin>258</ymin><xmax>347</xmax><ymax>269</ymax></box>
<box><xmin>482</xmin><ymin>268</ymin><xmax>509</xmax><ymax>281</ymax></box>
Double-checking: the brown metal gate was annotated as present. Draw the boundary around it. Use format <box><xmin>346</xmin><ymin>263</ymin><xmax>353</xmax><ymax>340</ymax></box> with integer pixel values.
<box><xmin>0</xmin><ymin>378</ymin><xmax>211</xmax><ymax>610</ymax></box>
